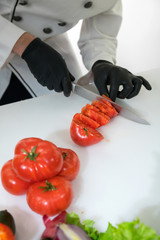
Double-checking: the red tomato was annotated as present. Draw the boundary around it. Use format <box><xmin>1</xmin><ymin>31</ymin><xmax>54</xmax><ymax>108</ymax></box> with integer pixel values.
<box><xmin>81</xmin><ymin>104</ymin><xmax>110</xmax><ymax>126</ymax></box>
<box><xmin>73</xmin><ymin>113</ymin><xmax>100</xmax><ymax>129</ymax></box>
<box><xmin>26</xmin><ymin>176</ymin><xmax>73</xmax><ymax>216</ymax></box>
<box><xmin>14</xmin><ymin>137</ymin><xmax>42</xmax><ymax>154</ymax></box>
<box><xmin>12</xmin><ymin>137</ymin><xmax>63</xmax><ymax>182</ymax></box>
<box><xmin>101</xmin><ymin>94</ymin><xmax>112</xmax><ymax>101</ymax></box>
<box><xmin>92</xmin><ymin>100</ymin><xmax>118</xmax><ymax>118</ymax></box>
<box><xmin>70</xmin><ymin>120</ymin><xmax>104</xmax><ymax>146</ymax></box>
<box><xmin>1</xmin><ymin>160</ymin><xmax>31</xmax><ymax>195</ymax></box>
<box><xmin>58</xmin><ymin>148</ymin><xmax>80</xmax><ymax>181</ymax></box>
<box><xmin>101</xmin><ymin>94</ymin><xmax>119</xmax><ymax>117</ymax></box>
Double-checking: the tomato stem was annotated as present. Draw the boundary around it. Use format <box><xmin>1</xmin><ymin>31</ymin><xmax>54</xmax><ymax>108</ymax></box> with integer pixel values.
<box><xmin>83</xmin><ymin>128</ymin><xmax>88</xmax><ymax>136</ymax></box>
<box><xmin>39</xmin><ymin>180</ymin><xmax>57</xmax><ymax>192</ymax></box>
<box><xmin>21</xmin><ymin>146</ymin><xmax>39</xmax><ymax>162</ymax></box>
<box><xmin>62</xmin><ymin>152</ymin><xmax>67</xmax><ymax>159</ymax></box>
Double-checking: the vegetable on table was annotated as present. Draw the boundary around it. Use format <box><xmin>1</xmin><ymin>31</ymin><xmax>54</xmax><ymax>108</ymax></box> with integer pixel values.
<box><xmin>41</xmin><ymin>211</ymin><xmax>92</xmax><ymax>240</ymax></box>
<box><xmin>92</xmin><ymin>100</ymin><xmax>118</xmax><ymax>118</ymax></box>
<box><xmin>12</xmin><ymin>137</ymin><xmax>63</xmax><ymax>182</ymax></box>
<box><xmin>0</xmin><ymin>210</ymin><xmax>16</xmax><ymax>240</ymax></box>
<box><xmin>73</xmin><ymin>113</ymin><xmax>100</xmax><ymax>129</ymax></box>
<box><xmin>27</xmin><ymin>176</ymin><xmax>73</xmax><ymax>216</ymax></box>
<box><xmin>70</xmin><ymin>120</ymin><xmax>104</xmax><ymax>146</ymax></box>
<box><xmin>1</xmin><ymin>137</ymin><xmax>79</xmax><ymax>217</ymax></box>
<box><xmin>40</xmin><ymin>211</ymin><xmax>160</xmax><ymax>240</ymax></box>
<box><xmin>58</xmin><ymin>147</ymin><xmax>80</xmax><ymax>181</ymax></box>
<box><xmin>81</xmin><ymin>104</ymin><xmax>110</xmax><ymax>126</ymax></box>
<box><xmin>70</xmin><ymin>95</ymin><xmax>119</xmax><ymax>147</ymax></box>
<box><xmin>1</xmin><ymin>159</ymin><xmax>31</xmax><ymax>195</ymax></box>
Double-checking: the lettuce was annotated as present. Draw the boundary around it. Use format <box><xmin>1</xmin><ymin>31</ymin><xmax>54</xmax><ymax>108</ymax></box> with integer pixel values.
<box><xmin>66</xmin><ymin>212</ymin><xmax>160</xmax><ymax>240</ymax></box>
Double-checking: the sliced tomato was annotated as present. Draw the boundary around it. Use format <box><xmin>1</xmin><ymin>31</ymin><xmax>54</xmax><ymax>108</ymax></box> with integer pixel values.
<box><xmin>73</xmin><ymin>113</ymin><xmax>100</xmax><ymax>129</ymax></box>
<box><xmin>70</xmin><ymin>120</ymin><xmax>104</xmax><ymax>146</ymax></box>
<box><xmin>81</xmin><ymin>104</ymin><xmax>110</xmax><ymax>126</ymax></box>
<box><xmin>101</xmin><ymin>94</ymin><xmax>118</xmax><ymax>117</ymax></box>
<box><xmin>102</xmin><ymin>94</ymin><xmax>112</xmax><ymax>101</ymax></box>
<box><xmin>58</xmin><ymin>148</ymin><xmax>80</xmax><ymax>181</ymax></box>
<box><xmin>92</xmin><ymin>100</ymin><xmax>118</xmax><ymax>118</ymax></box>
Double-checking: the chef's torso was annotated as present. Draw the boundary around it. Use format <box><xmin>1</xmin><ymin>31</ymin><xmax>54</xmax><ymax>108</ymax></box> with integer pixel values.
<box><xmin>0</xmin><ymin>0</ymin><xmax>121</xmax><ymax>99</ymax></box>
<box><xmin>1</xmin><ymin>0</ymin><xmax>118</xmax><ymax>38</ymax></box>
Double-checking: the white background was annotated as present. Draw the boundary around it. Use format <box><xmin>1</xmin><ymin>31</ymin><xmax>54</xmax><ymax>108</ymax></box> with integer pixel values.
<box><xmin>68</xmin><ymin>0</ymin><xmax>160</xmax><ymax>75</ymax></box>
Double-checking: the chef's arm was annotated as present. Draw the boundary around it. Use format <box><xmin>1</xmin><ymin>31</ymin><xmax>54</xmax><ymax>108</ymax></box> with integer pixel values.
<box><xmin>78</xmin><ymin>0</ymin><xmax>151</xmax><ymax>101</ymax></box>
<box><xmin>12</xmin><ymin>33</ymin><xmax>74</xmax><ymax>97</ymax></box>
<box><xmin>12</xmin><ymin>32</ymin><xmax>35</xmax><ymax>57</ymax></box>
<box><xmin>0</xmin><ymin>14</ymin><xmax>74</xmax><ymax>96</ymax></box>
<box><xmin>0</xmin><ymin>15</ymin><xmax>25</xmax><ymax>68</ymax></box>
<box><xmin>78</xmin><ymin>0</ymin><xmax>122</xmax><ymax>69</ymax></box>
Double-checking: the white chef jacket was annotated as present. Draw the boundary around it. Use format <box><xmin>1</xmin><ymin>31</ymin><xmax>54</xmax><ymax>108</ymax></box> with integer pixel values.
<box><xmin>0</xmin><ymin>0</ymin><xmax>122</xmax><ymax>99</ymax></box>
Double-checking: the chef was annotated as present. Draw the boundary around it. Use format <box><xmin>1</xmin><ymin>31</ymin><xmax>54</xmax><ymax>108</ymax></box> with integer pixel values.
<box><xmin>0</xmin><ymin>0</ymin><xmax>151</xmax><ymax>105</ymax></box>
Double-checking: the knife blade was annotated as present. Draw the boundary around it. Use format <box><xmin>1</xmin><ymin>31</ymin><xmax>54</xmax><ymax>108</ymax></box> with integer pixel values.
<box><xmin>72</xmin><ymin>82</ymin><xmax>150</xmax><ymax>125</ymax></box>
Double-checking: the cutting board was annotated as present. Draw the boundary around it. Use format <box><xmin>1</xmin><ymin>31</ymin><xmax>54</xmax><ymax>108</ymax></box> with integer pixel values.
<box><xmin>0</xmin><ymin>68</ymin><xmax>159</xmax><ymax>239</ymax></box>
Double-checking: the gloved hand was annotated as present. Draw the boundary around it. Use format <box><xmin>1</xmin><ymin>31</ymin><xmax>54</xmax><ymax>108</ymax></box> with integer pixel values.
<box><xmin>22</xmin><ymin>38</ymin><xmax>74</xmax><ymax>97</ymax></box>
<box><xmin>92</xmin><ymin>60</ymin><xmax>152</xmax><ymax>101</ymax></box>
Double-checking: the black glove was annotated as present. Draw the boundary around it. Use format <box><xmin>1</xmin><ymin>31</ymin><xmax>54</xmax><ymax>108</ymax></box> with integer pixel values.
<box><xmin>22</xmin><ymin>38</ymin><xmax>74</xmax><ymax>97</ymax></box>
<box><xmin>92</xmin><ymin>60</ymin><xmax>152</xmax><ymax>101</ymax></box>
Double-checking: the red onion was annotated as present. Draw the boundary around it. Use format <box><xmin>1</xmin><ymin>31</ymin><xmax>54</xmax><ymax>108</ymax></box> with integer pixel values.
<box><xmin>55</xmin><ymin>223</ymin><xmax>92</xmax><ymax>240</ymax></box>
<box><xmin>41</xmin><ymin>211</ymin><xmax>67</xmax><ymax>239</ymax></box>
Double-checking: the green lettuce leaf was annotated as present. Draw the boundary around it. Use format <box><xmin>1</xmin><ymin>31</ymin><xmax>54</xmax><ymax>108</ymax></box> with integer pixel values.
<box><xmin>66</xmin><ymin>212</ymin><xmax>160</xmax><ymax>240</ymax></box>
<box><xmin>66</xmin><ymin>212</ymin><xmax>98</xmax><ymax>239</ymax></box>
<box><xmin>98</xmin><ymin>218</ymin><xmax>160</xmax><ymax>240</ymax></box>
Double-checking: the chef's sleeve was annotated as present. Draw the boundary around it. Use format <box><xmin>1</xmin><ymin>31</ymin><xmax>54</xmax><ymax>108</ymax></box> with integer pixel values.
<box><xmin>0</xmin><ymin>15</ymin><xmax>25</xmax><ymax>69</ymax></box>
<box><xmin>78</xmin><ymin>0</ymin><xmax>122</xmax><ymax>70</ymax></box>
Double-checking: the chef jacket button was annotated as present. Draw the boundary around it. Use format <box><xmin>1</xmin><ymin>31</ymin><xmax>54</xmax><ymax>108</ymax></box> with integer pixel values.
<box><xmin>43</xmin><ymin>28</ymin><xmax>52</xmax><ymax>34</ymax></box>
<box><xmin>84</xmin><ymin>1</ymin><xmax>93</xmax><ymax>8</ymax></box>
<box><xmin>58</xmin><ymin>22</ymin><xmax>67</xmax><ymax>27</ymax></box>
<box><xmin>19</xmin><ymin>1</ymin><xmax>28</xmax><ymax>5</ymax></box>
<box><xmin>13</xmin><ymin>16</ymin><xmax>22</xmax><ymax>22</ymax></box>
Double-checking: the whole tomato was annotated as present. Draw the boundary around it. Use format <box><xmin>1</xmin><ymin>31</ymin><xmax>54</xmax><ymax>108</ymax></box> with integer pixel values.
<box><xmin>12</xmin><ymin>137</ymin><xmax>63</xmax><ymax>182</ymax></box>
<box><xmin>70</xmin><ymin>120</ymin><xmax>104</xmax><ymax>146</ymax></box>
<box><xmin>1</xmin><ymin>160</ymin><xmax>31</xmax><ymax>195</ymax></box>
<box><xmin>58</xmin><ymin>148</ymin><xmax>80</xmax><ymax>181</ymax></box>
<box><xmin>26</xmin><ymin>176</ymin><xmax>73</xmax><ymax>216</ymax></box>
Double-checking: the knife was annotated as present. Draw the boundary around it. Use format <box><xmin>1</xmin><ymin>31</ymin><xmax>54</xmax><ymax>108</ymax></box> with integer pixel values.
<box><xmin>72</xmin><ymin>82</ymin><xmax>150</xmax><ymax>125</ymax></box>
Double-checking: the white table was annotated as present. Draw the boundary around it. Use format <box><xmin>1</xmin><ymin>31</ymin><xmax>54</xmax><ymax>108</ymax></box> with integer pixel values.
<box><xmin>0</xmin><ymin>68</ymin><xmax>160</xmax><ymax>239</ymax></box>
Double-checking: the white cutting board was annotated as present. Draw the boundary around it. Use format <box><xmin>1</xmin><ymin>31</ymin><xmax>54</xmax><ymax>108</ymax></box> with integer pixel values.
<box><xmin>0</xmin><ymin>69</ymin><xmax>160</xmax><ymax>239</ymax></box>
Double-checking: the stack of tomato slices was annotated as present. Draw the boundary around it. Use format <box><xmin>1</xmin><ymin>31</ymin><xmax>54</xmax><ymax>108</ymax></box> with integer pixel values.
<box><xmin>1</xmin><ymin>137</ymin><xmax>80</xmax><ymax>216</ymax></box>
<box><xmin>70</xmin><ymin>95</ymin><xmax>118</xmax><ymax>146</ymax></box>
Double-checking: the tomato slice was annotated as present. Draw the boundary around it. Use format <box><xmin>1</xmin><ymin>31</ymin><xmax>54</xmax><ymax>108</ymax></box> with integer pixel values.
<box><xmin>81</xmin><ymin>104</ymin><xmax>110</xmax><ymax>126</ymax></box>
<box><xmin>92</xmin><ymin>100</ymin><xmax>118</xmax><ymax>118</ymax></box>
<box><xmin>70</xmin><ymin>119</ymin><xmax>104</xmax><ymax>146</ymax></box>
<box><xmin>73</xmin><ymin>113</ymin><xmax>100</xmax><ymax>129</ymax></box>
<box><xmin>102</xmin><ymin>94</ymin><xmax>112</xmax><ymax>101</ymax></box>
<box><xmin>101</xmin><ymin>94</ymin><xmax>118</xmax><ymax>117</ymax></box>
<box><xmin>58</xmin><ymin>148</ymin><xmax>80</xmax><ymax>181</ymax></box>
